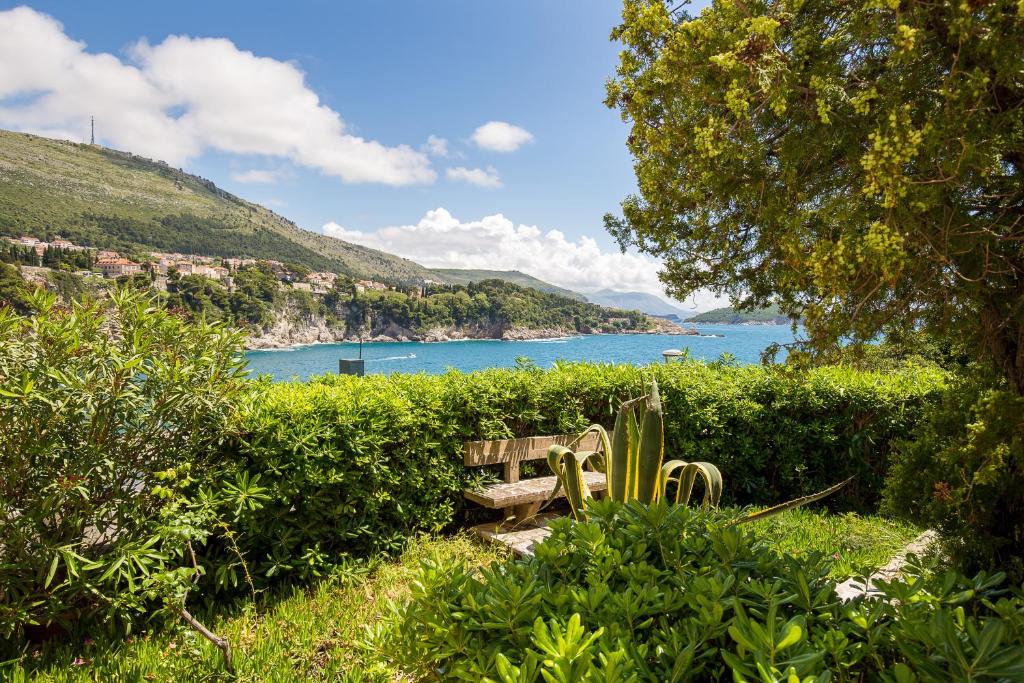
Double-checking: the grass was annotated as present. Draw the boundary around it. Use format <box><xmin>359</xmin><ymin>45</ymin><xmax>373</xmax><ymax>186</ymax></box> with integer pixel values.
<box><xmin>750</xmin><ymin>507</ymin><xmax>923</xmax><ymax>578</ymax></box>
<box><xmin>3</xmin><ymin>511</ymin><xmax>920</xmax><ymax>682</ymax></box>
<box><xmin>3</xmin><ymin>534</ymin><xmax>508</xmax><ymax>683</ymax></box>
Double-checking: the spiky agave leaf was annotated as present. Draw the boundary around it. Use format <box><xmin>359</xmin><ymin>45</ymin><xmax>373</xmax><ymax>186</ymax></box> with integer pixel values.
<box><xmin>624</xmin><ymin>398</ymin><xmax>643</xmax><ymax>502</ymax></box>
<box><xmin>546</xmin><ymin>445</ymin><xmax>602</xmax><ymax>521</ymax></box>
<box><xmin>730</xmin><ymin>476</ymin><xmax>854</xmax><ymax>525</ymax></box>
<box><xmin>660</xmin><ymin>460</ymin><xmax>723</xmax><ymax>507</ymax></box>
<box><xmin>636</xmin><ymin>379</ymin><xmax>664</xmax><ymax>504</ymax></box>
<box><xmin>609</xmin><ymin>403</ymin><xmax>631</xmax><ymax>501</ymax></box>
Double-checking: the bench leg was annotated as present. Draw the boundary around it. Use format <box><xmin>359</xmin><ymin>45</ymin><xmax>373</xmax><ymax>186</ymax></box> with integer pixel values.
<box><xmin>506</xmin><ymin>501</ymin><xmax>543</xmax><ymax>527</ymax></box>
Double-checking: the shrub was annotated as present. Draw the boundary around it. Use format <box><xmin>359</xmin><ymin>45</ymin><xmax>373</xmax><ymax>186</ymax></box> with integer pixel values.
<box><xmin>0</xmin><ymin>290</ymin><xmax>247</xmax><ymax>638</ymax></box>
<box><xmin>221</xmin><ymin>362</ymin><xmax>943</xmax><ymax>582</ymax></box>
<box><xmin>379</xmin><ymin>500</ymin><xmax>1024</xmax><ymax>681</ymax></box>
<box><xmin>883</xmin><ymin>377</ymin><xmax>1024</xmax><ymax>582</ymax></box>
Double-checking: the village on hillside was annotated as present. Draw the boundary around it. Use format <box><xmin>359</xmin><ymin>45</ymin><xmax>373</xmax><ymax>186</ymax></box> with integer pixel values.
<box><xmin>3</xmin><ymin>234</ymin><xmax>395</xmax><ymax>295</ymax></box>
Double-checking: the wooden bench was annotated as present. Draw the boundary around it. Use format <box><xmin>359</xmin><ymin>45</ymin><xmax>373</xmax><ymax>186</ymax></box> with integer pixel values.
<box><xmin>463</xmin><ymin>432</ymin><xmax>608</xmax><ymax>527</ymax></box>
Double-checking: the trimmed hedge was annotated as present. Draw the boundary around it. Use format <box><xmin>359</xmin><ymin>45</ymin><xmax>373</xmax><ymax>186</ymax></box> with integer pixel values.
<box><xmin>220</xmin><ymin>361</ymin><xmax>945</xmax><ymax>579</ymax></box>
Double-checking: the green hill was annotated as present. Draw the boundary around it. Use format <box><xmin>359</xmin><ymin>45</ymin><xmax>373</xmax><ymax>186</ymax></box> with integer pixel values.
<box><xmin>0</xmin><ymin>129</ymin><xmax>435</xmax><ymax>283</ymax></box>
<box><xmin>584</xmin><ymin>289</ymin><xmax>693</xmax><ymax>317</ymax></box>
<box><xmin>685</xmin><ymin>304</ymin><xmax>790</xmax><ymax>324</ymax></box>
<box><xmin>430</xmin><ymin>268</ymin><xmax>585</xmax><ymax>300</ymax></box>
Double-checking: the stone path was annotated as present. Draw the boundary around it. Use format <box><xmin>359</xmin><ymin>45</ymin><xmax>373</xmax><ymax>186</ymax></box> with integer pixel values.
<box><xmin>473</xmin><ymin>515</ymin><xmax>940</xmax><ymax>601</ymax></box>
<box><xmin>834</xmin><ymin>530</ymin><xmax>938</xmax><ymax>601</ymax></box>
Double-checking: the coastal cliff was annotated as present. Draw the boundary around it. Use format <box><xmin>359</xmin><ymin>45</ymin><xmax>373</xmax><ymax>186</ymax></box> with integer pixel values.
<box><xmin>244</xmin><ymin>306</ymin><xmax>698</xmax><ymax>349</ymax></box>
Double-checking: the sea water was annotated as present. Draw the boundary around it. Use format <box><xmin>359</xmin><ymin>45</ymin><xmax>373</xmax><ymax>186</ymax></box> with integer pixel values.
<box><xmin>243</xmin><ymin>324</ymin><xmax>800</xmax><ymax>381</ymax></box>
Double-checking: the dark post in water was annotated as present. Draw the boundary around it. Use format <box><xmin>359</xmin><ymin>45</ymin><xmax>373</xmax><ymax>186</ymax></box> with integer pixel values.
<box><xmin>339</xmin><ymin>338</ymin><xmax>365</xmax><ymax>376</ymax></box>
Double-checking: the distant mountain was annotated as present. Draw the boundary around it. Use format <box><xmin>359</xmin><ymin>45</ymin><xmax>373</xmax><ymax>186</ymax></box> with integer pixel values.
<box><xmin>584</xmin><ymin>290</ymin><xmax>695</xmax><ymax>318</ymax></box>
<box><xmin>0</xmin><ymin>129</ymin><xmax>436</xmax><ymax>283</ymax></box>
<box><xmin>685</xmin><ymin>304</ymin><xmax>790</xmax><ymax>325</ymax></box>
<box><xmin>431</xmin><ymin>268</ymin><xmax>586</xmax><ymax>301</ymax></box>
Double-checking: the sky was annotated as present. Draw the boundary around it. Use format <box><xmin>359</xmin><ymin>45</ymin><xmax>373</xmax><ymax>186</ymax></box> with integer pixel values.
<box><xmin>0</xmin><ymin>1</ymin><xmax>721</xmax><ymax>310</ymax></box>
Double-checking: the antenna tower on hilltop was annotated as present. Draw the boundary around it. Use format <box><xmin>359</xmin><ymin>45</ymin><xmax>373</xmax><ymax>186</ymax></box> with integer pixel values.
<box><xmin>90</xmin><ymin>116</ymin><xmax>95</xmax><ymax>145</ymax></box>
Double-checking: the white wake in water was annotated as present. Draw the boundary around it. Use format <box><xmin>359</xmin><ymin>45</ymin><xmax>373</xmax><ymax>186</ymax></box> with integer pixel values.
<box><xmin>369</xmin><ymin>353</ymin><xmax>417</xmax><ymax>362</ymax></box>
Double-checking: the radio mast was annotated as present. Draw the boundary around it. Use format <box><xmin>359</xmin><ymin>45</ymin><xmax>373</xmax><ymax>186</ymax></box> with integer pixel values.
<box><xmin>90</xmin><ymin>116</ymin><xmax>95</xmax><ymax>145</ymax></box>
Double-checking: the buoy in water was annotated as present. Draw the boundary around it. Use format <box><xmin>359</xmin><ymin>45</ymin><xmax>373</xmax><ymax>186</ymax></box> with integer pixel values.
<box><xmin>662</xmin><ymin>349</ymin><xmax>684</xmax><ymax>363</ymax></box>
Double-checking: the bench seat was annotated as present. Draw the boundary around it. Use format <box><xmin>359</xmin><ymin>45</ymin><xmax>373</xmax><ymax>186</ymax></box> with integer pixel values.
<box><xmin>465</xmin><ymin>471</ymin><xmax>607</xmax><ymax>509</ymax></box>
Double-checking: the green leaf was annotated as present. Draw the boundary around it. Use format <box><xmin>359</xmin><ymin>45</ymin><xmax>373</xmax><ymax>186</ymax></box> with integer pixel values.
<box><xmin>44</xmin><ymin>554</ymin><xmax>59</xmax><ymax>589</ymax></box>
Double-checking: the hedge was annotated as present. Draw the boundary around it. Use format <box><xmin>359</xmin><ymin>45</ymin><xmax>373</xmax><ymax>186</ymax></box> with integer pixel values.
<box><xmin>219</xmin><ymin>361</ymin><xmax>946</xmax><ymax>580</ymax></box>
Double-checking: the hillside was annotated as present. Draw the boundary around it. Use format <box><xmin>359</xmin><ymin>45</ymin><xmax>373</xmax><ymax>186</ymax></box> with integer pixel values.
<box><xmin>685</xmin><ymin>304</ymin><xmax>791</xmax><ymax>325</ymax></box>
<box><xmin>0</xmin><ymin>130</ymin><xmax>435</xmax><ymax>283</ymax></box>
<box><xmin>585</xmin><ymin>289</ymin><xmax>695</xmax><ymax>318</ymax></box>
<box><xmin>430</xmin><ymin>268</ymin><xmax>585</xmax><ymax>300</ymax></box>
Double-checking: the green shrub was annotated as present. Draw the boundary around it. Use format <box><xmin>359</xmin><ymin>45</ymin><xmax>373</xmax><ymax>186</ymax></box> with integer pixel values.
<box><xmin>379</xmin><ymin>500</ymin><xmax>1024</xmax><ymax>681</ymax></box>
<box><xmin>221</xmin><ymin>362</ymin><xmax>943</xmax><ymax>581</ymax></box>
<box><xmin>0</xmin><ymin>290</ymin><xmax>247</xmax><ymax>638</ymax></box>
<box><xmin>883</xmin><ymin>377</ymin><xmax>1024</xmax><ymax>582</ymax></box>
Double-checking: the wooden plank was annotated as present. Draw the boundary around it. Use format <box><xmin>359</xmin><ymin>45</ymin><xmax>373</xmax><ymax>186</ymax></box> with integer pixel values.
<box><xmin>463</xmin><ymin>432</ymin><xmax>605</xmax><ymax>467</ymax></box>
<box><xmin>464</xmin><ymin>471</ymin><xmax>606</xmax><ymax>509</ymax></box>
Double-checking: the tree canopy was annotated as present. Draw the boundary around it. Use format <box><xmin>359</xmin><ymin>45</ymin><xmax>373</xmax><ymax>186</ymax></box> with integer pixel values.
<box><xmin>605</xmin><ymin>0</ymin><xmax>1024</xmax><ymax>389</ymax></box>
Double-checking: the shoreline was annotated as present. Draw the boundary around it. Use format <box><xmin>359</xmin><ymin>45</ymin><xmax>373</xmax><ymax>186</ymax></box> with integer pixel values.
<box><xmin>244</xmin><ymin>326</ymin><xmax>699</xmax><ymax>351</ymax></box>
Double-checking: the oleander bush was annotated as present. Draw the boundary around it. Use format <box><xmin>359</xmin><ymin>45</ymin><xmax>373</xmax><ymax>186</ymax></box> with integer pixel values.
<box><xmin>219</xmin><ymin>361</ymin><xmax>944</xmax><ymax>582</ymax></box>
<box><xmin>0</xmin><ymin>290</ymin><xmax>248</xmax><ymax>640</ymax></box>
<box><xmin>379</xmin><ymin>499</ymin><xmax>1024</xmax><ymax>681</ymax></box>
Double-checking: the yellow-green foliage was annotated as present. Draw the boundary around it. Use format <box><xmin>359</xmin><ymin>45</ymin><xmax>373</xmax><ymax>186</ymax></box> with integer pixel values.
<box><xmin>604</xmin><ymin>0</ymin><xmax>1024</xmax><ymax>391</ymax></box>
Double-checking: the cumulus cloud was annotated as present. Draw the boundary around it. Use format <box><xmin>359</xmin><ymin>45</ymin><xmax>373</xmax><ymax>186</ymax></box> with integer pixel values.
<box><xmin>321</xmin><ymin>208</ymin><xmax>722</xmax><ymax>309</ymax></box>
<box><xmin>423</xmin><ymin>134</ymin><xmax>448</xmax><ymax>157</ymax></box>
<box><xmin>231</xmin><ymin>168</ymin><xmax>285</xmax><ymax>184</ymax></box>
<box><xmin>321</xmin><ymin>221</ymin><xmax>349</xmax><ymax>239</ymax></box>
<box><xmin>0</xmin><ymin>6</ymin><xmax>435</xmax><ymax>185</ymax></box>
<box><xmin>446</xmin><ymin>166</ymin><xmax>501</xmax><ymax>189</ymax></box>
<box><xmin>471</xmin><ymin>121</ymin><xmax>533</xmax><ymax>152</ymax></box>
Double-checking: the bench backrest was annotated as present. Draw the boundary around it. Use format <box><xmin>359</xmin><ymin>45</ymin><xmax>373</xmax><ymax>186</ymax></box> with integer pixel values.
<box><xmin>464</xmin><ymin>432</ymin><xmax>604</xmax><ymax>483</ymax></box>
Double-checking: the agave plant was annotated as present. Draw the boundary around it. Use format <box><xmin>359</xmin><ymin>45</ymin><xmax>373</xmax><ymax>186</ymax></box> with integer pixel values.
<box><xmin>546</xmin><ymin>379</ymin><xmax>723</xmax><ymax>521</ymax></box>
<box><xmin>547</xmin><ymin>379</ymin><xmax>852</xmax><ymax>523</ymax></box>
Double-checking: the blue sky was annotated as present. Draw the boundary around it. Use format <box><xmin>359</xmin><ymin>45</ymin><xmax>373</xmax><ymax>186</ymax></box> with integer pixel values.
<box><xmin>0</xmin><ymin>1</ymin><xmax>720</xmax><ymax>307</ymax></box>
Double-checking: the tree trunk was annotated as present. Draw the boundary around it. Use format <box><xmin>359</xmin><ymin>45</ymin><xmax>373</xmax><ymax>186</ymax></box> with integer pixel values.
<box><xmin>981</xmin><ymin>301</ymin><xmax>1024</xmax><ymax>395</ymax></box>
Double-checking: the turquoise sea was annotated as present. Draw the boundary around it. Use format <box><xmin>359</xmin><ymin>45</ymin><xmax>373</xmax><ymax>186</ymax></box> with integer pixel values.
<box><xmin>244</xmin><ymin>324</ymin><xmax>800</xmax><ymax>381</ymax></box>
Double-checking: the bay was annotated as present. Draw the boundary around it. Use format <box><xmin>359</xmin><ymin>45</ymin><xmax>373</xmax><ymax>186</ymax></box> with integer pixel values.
<box><xmin>243</xmin><ymin>324</ymin><xmax>800</xmax><ymax>381</ymax></box>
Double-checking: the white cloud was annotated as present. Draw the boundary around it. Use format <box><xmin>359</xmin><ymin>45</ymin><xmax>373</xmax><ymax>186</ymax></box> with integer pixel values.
<box><xmin>322</xmin><ymin>221</ymin><xmax>349</xmax><ymax>239</ymax></box>
<box><xmin>321</xmin><ymin>208</ymin><xmax>723</xmax><ymax>309</ymax></box>
<box><xmin>446</xmin><ymin>166</ymin><xmax>501</xmax><ymax>189</ymax></box>
<box><xmin>424</xmin><ymin>134</ymin><xmax>448</xmax><ymax>157</ymax></box>
<box><xmin>231</xmin><ymin>168</ymin><xmax>284</xmax><ymax>184</ymax></box>
<box><xmin>471</xmin><ymin>121</ymin><xmax>533</xmax><ymax>152</ymax></box>
<box><xmin>0</xmin><ymin>7</ymin><xmax>435</xmax><ymax>185</ymax></box>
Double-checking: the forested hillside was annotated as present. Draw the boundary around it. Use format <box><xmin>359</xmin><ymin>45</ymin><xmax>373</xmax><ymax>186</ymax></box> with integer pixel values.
<box><xmin>0</xmin><ymin>130</ymin><xmax>435</xmax><ymax>282</ymax></box>
<box><xmin>1</xmin><ymin>259</ymin><xmax>657</xmax><ymax>346</ymax></box>
<box><xmin>686</xmin><ymin>304</ymin><xmax>790</xmax><ymax>324</ymax></box>
<box><xmin>165</xmin><ymin>273</ymin><xmax>651</xmax><ymax>342</ymax></box>
<box><xmin>430</xmin><ymin>268</ymin><xmax>585</xmax><ymax>300</ymax></box>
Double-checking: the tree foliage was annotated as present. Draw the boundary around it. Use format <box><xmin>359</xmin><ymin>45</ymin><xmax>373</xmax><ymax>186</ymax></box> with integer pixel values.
<box><xmin>605</xmin><ymin>0</ymin><xmax>1024</xmax><ymax>389</ymax></box>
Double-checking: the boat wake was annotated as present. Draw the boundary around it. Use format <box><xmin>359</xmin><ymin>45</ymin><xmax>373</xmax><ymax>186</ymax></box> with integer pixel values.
<box><xmin>372</xmin><ymin>353</ymin><xmax>417</xmax><ymax>362</ymax></box>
